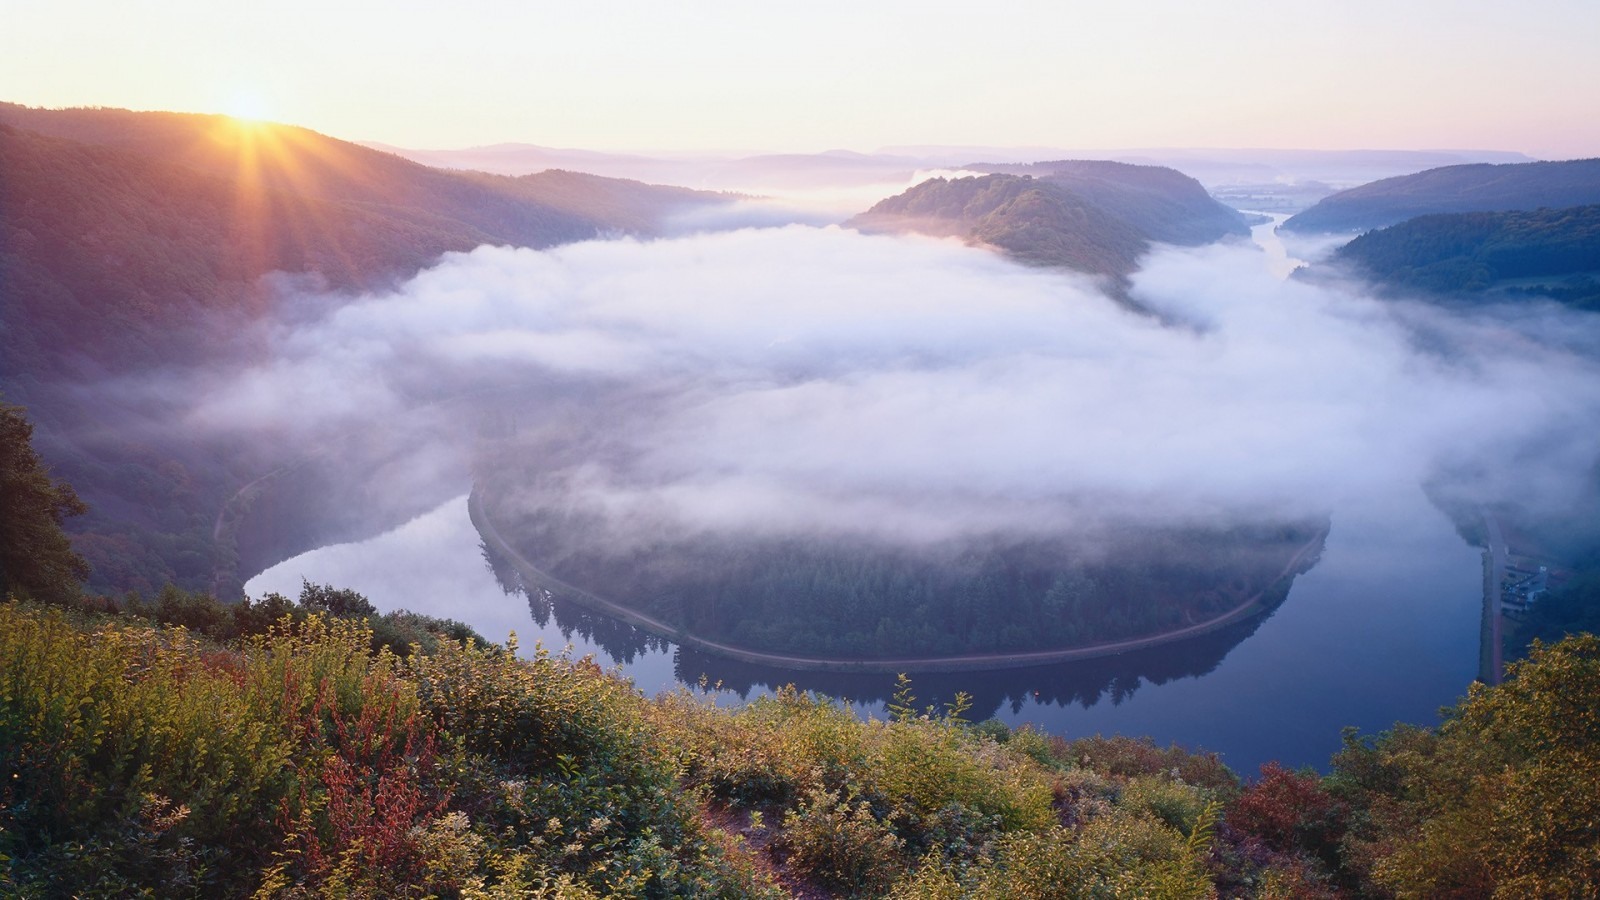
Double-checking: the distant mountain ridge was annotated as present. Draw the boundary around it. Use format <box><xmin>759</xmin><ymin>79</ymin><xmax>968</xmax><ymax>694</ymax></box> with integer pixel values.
<box><xmin>1282</xmin><ymin>158</ymin><xmax>1600</xmax><ymax>233</ymax></box>
<box><xmin>0</xmin><ymin>103</ymin><xmax>728</xmax><ymax>381</ymax></box>
<box><xmin>847</xmin><ymin>163</ymin><xmax>1249</xmax><ymax>281</ymax></box>
<box><xmin>370</xmin><ymin>140</ymin><xmax>1532</xmax><ymax>195</ymax></box>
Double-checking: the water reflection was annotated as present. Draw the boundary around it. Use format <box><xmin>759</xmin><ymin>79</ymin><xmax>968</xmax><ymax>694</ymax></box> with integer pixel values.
<box><xmin>675</xmin><ymin>614</ymin><xmax>1275</xmax><ymax>718</ymax></box>
<box><xmin>248</xmin><ymin>490</ymin><xmax>1480</xmax><ymax>774</ymax></box>
<box><xmin>484</xmin><ymin>530</ymin><xmax>1299</xmax><ymax>720</ymax></box>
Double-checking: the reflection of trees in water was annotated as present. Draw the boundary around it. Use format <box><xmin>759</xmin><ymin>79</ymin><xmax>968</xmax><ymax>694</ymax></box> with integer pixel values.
<box><xmin>480</xmin><ymin>532</ymin><xmax>1301</xmax><ymax>719</ymax></box>
<box><xmin>482</xmin><ymin>538</ymin><xmax>668</xmax><ymax>665</ymax></box>
<box><xmin>481</xmin><ymin>540</ymin><xmax>524</xmax><ymax>597</ymax></box>
<box><xmin>674</xmin><ymin>611</ymin><xmax>1275</xmax><ymax>723</ymax></box>
<box><xmin>491</xmin><ymin>502</ymin><xmax>1322</xmax><ymax>659</ymax></box>
<box><xmin>535</xmin><ymin>593</ymin><xmax>671</xmax><ymax>666</ymax></box>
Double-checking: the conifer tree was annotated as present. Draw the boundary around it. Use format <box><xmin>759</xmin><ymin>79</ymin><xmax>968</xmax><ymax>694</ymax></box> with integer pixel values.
<box><xmin>0</xmin><ymin>400</ymin><xmax>89</xmax><ymax>601</ymax></box>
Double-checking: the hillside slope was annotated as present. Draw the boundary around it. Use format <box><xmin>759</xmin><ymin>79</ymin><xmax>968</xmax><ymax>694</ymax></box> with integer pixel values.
<box><xmin>1282</xmin><ymin>158</ymin><xmax>1600</xmax><ymax>234</ymax></box>
<box><xmin>0</xmin><ymin>103</ymin><xmax>721</xmax><ymax>250</ymax></box>
<box><xmin>0</xmin><ymin>106</ymin><xmax>727</xmax><ymax>381</ymax></box>
<box><xmin>848</xmin><ymin>162</ymin><xmax>1249</xmax><ymax>282</ymax></box>
<box><xmin>850</xmin><ymin>174</ymin><xmax>1148</xmax><ymax>278</ymax></box>
<box><xmin>0</xmin><ymin>105</ymin><xmax>729</xmax><ymax>595</ymax></box>
<box><xmin>971</xmin><ymin>159</ymin><xmax>1252</xmax><ymax>245</ymax></box>
<box><xmin>1329</xmin><ymin>204</ymin><xmax>1600</xmax><ymax>309</ymax></box>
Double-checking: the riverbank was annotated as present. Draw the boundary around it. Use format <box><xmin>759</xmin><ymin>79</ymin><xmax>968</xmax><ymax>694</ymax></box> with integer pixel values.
<box><xmin>469</xmin><ymin>488</ymin><xmax>1329</xmax><ymax>674</ymax></box>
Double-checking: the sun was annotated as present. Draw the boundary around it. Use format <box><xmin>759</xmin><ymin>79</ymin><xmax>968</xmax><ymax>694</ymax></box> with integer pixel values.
<box><xmin>223</xmin><ymin>90</ymin><xmax>274</xmax><ymax>124</ymax></box>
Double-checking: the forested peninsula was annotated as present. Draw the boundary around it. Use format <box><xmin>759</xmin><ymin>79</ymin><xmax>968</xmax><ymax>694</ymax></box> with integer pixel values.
<box><xmin>474</xmin><ymin>486</ymin><xmax>1327</xmax><ymax>668</ymax></box>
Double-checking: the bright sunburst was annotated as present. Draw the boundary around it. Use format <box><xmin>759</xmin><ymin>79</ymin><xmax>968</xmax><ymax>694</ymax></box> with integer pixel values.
<box><xmin>222</xmin><ymin>90</ymin><xmax>273</xmax><ymax>123</ymax></box>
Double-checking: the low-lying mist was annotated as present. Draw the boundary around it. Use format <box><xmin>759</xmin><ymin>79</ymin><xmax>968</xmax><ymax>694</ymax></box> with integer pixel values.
<box><xmin>189</xmin><ymin>225</ymin><xmax>1600</xmax><ymax>557</ymax></box>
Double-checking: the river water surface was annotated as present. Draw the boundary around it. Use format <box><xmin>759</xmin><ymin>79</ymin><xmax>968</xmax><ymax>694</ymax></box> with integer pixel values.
<box><xmin>247</xmin><ymin>479</ymin><xmax>1480</xmax><ymax>776</ymax></box>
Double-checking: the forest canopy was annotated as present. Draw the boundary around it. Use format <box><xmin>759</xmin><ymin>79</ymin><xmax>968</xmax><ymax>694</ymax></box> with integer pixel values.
<box><xmin>1332</xmin><ymin>204</ymin><xmax>1600</xmax><ymax>308</ymax></box>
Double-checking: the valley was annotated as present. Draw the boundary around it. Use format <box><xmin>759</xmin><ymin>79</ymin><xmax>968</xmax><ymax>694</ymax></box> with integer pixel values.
<box><xmin>6</xmin><ymin>96</ymin><xmax>1600</xmax><ymax>896</ymax></box>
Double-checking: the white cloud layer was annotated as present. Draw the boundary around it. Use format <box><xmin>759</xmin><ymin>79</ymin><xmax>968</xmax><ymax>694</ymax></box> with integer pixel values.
<box><xmin>189</xmin><ymin>225</ymin><xmax>1600</xmax><ymax>546</ymax></box>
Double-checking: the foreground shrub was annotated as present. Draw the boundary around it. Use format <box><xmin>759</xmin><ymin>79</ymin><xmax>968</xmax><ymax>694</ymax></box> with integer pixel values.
<box><xmin>409</xmin><ymin>636</ymin><xmax>775</xmax><ymax>897</ymax></box>
<box><xmin>0</xmin><ymin>603</ymin><xmax>776</xmax><ymax>898</ymax></box>
<box><xmin>1226</xmin><ymin>761</ymin><xmax>1346</xmax><ymax>871</ymax></box>
<box><xmin>776</xmin><ymin>785</ymin><xmax>905</xmax><ymax>896</ymax></box>
<box><xmin>651</xmin><ymin>685</ymin><xmax>872</xmax><ymax>806</ymax></box>
<box><xmin>0</xmin><ymin>602</ymin><xmax>294</xmax><ymax>891</ymax></box>
<box><xmin>887</xmin><ymin>807</ymin><xmax>1215</xmax><ymax>899</ymax></box>
<box><xmin>1331</xmin><ymin>634</ymin><xmax>1600</xmax><ymax>897</ymax></box>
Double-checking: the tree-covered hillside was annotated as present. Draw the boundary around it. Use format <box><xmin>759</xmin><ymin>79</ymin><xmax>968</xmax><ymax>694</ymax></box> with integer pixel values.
<box><xmin>1282</xmin><ymin>157</ymin><xmax>1600</xmax><ymax>234</ymax></box>
<box><xmin>848</xmin><ymin>174</ymin><xmax>1151</xmax><ymax>280</ymax></box>
<box><xmin>1330</xmin><ymin>204</ymin><xmax>1600</xmax><ymax>308</ymax></box>
<box><xmin>848</xmin><ymin>160</ymin><xmax>1251</xmax><ymax>284</ymax></box>
<box><xmin>484</xmin><ymin>491</ymin><xmax>1323</xmax><ymax>661</ymax></box>
<box><xmin>0</xmin><ymin>104</ymin><xmax>725</xmax><ymax>383</ymax></box>
<box><xmin>970</xmin><ymin>159</ymin><xmax>1253</xmax><ymax>246</ymax></box>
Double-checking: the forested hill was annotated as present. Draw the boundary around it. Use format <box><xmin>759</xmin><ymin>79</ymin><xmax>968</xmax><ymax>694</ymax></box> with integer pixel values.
<box><xmin>848</xmin><ymin>162</ymin><xmax>1249</xmax><ymax>282</ymax></box>
<box><xmin>0</xmin><ymin>103</ymin><xmax>722</xmax><ymax>239</ymax></box>
<box><xmin>1282</xmin><ymin>157</ymin><xmax>1600</xmax><ymax>234</ymax></box>
<box><xmin>849</xmin><ymin>174</ymin><xmax>1149</xmax><ymax>279</ymax></box>
<box><xmin>1330</xmin><ymin>204</ymin><xmax>1600</xmax><ymax>309</ymax></box>
<box><xmin>968</xmin><ymin>159</ymin><xmax>1253</xmax><ymax>246</ymax></box>
<box><xmin>0</xmin><ymin>104</ymin><xmax>726</xmax><ymax>381</ymax></box>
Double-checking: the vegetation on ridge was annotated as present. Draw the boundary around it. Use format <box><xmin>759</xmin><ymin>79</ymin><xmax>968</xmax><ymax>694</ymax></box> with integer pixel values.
<box><xmin>1330</xmin><ymin>204</ymin><xmax>1600</xmax><ymax>309</ymax></box>
<box><xmin>1282</xmin><ymin>158</ymin><xmax>1600</xmax><ymax>234</ymax></box>
<box><xmin>848</xmin><ymin>162</ymin><xmax>1250</xmax><ymax>285</ymax></box>
<box><xmin>7</xmin><ymin>594</ymin><xmax>1600</xmax><ymax>896</ymax></box>
<box><xmin>848</xmin><ymin>173</ymin><xmax>1149</xmax><ymax>280</ymax></box>
<box><xmin>968</xmin><ymin>158</ymin><xmax>1253</xmax><ymax>246</ymax></box>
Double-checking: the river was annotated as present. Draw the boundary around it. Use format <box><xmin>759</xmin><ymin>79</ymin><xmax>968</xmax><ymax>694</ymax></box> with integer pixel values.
<box><xmin>247</xmin><ymin>480</ymin><xmax>1480</xmax><ymax>777</ymax></box>
<box><xmin>245</xmin><ymin>218</ymin><xmax>1483</xmax><ymax>775</ymax></box>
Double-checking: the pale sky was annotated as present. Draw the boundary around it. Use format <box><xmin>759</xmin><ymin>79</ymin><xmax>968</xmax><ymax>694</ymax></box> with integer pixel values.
<box><xmin>5</xmin><ymin>0</ymin><xmax>1599</xmax><ymax>157</ymax></box>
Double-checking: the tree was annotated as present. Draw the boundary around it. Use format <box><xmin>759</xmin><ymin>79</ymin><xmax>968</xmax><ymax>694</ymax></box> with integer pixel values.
<box><xmin>298</xmin><ymin>579</ymin><xmax>376</xmax><ymax>618</ymax></box>
<box><xmin>0</xmin><ymin>400</ymin><xmax>89</xmax><ymax>602</ymax></box>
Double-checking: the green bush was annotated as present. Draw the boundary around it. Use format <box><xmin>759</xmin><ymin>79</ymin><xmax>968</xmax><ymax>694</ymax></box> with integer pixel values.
<box><xmin>0</xmin><ymin>603</ymin><xmax>773</xmax><ymax>898</ymax></box>
<box><xmin>0</xmin><ymin>602</ymin><xmax>294</xmax><ymax>891</ymax></box>
<box><xmin>778</xmin><ymin>785</ymin><xmax>905</xmax><ymax>897</ymax></box>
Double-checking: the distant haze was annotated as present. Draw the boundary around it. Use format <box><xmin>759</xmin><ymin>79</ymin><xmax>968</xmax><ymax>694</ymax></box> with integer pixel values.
<box><xmin>361</xmin><ymin>145</ymin><xmax>1538</xmax><ymax>198</ymax></box>
<box><xmin>4</xmin><ymin>1</ymin><xmax>1598</xmax><ymax>157</ymax></box>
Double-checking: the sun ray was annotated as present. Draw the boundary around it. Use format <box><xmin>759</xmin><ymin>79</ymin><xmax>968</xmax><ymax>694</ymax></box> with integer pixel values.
<box><xmin>190</xmin><ymin>114</ymin><xmax>382</xmax><ymax>299</ymax></box>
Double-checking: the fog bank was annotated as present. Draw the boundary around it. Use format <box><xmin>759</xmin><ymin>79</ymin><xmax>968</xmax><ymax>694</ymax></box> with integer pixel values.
<box><xmin>192</xmin><ymin>225</ymin><xmax>1600</xmax><ymax>549</ymax></box>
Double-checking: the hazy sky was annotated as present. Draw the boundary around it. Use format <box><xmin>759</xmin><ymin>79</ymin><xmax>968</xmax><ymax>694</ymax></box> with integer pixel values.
<box><xmin>7</xmin><ymin>0</ymin><xmax>1599</xmax><ymax>156</ymax></box>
